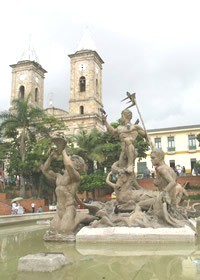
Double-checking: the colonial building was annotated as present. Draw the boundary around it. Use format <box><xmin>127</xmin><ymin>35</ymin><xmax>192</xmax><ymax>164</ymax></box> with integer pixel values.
<box><xmin>9</xmin><ymin>29</ymin><xmax>105</xmax><ymax>135</ymax></box>
<box><xmin>136</xmin><ymin>125</ymin><xmax>200</xmax><ymax>176</ymax></box>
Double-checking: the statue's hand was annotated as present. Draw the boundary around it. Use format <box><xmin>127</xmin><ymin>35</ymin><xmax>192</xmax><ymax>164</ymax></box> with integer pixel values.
<box><xmin>161</xmin><ymin>191</ymin><xmax>167</xmax><ymax>201</ymax></box>
<box><xmin>161</xmin><ymin>191</ymin><xmax>171</xmax><ymax>204</ymax></box>
<box><xmin>50</xmin><ymin>149</ymin><xmax>58</xmax><ymax>159</ymax></box>
<box><xmin>102</xmin><ymin>114</ymin><xmax>107</xmax><ymax>124</ymax></box>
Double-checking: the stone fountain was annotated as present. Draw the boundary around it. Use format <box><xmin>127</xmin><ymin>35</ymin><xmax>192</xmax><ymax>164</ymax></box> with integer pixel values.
<box><xmin>41</xmin><ymin>93</ymin><xmax>199</xmax><ymax>243</ymax></box>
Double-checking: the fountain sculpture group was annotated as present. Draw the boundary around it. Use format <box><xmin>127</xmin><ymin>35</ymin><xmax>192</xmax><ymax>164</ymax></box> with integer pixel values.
<box><xmin>41</xmin><ymin>93</ymin><xmax>199</xmax><ymax>242</ymax></box>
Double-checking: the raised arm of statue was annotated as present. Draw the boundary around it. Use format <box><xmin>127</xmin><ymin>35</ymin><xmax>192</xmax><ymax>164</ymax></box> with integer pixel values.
<box><xmin>106</xmin><ymin>171</ymin><xmax>116</xmax><ymax>188</ymax></box>
<box><xmin>62</xmin><ymin>149</ymin><xmax>80</xmax><ymax>182</ymax></box>
<box><xmin>41</xmin><ymin>150</ymin><xmax>58</xmax><ymax>183</ymax></box>
<box><xmin>101</xmin><ymin>109</ymin><xmax>118</xmax><ymax>136</ymax></box>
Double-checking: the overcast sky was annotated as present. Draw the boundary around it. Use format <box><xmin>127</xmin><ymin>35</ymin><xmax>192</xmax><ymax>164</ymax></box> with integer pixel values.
<box><xmin>1</xmin><ymin>0</ymin><xmax>200</xmax><ymax>129</ymax></box>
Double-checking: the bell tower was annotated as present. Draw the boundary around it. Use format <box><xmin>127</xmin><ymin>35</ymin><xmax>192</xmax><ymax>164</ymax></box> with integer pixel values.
<box><xmin>68</xmin><ymin>29</ymin><xmax>104</xmax><ymax>128</ymax></box>
<box><xmin>10</xmin><ymin>41</ymin><xmax>47</xmax><ymax>110</ymax></box>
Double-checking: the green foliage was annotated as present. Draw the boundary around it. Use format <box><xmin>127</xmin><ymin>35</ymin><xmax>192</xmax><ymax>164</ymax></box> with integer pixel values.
<box><xmin>135</xmin><ymin>135</ymin><xmax>149</xmax><ymax>160</ymax></box>
<box><xmin>194</xmin><ymin>161</ymin><xmax>200</xmax><ymax>169</ymax></box>
<box><xmin>98</xmin><ymin>131</ymin><xmax>120</xmax><ymax>170</ymax></box>
<box><xmin>188</xmin><ymin>194</ymin><xmax>200</xmax><ymax>200</ymax></box>
<box><xmin>70</xmin><ymin>128</ymin><xmax>106</xmax><ymax>173</ymax></box>
<box><xmin>79</xmin><ymin>171</ymin><xmax>107</xmax><ymax>193</ymax></box>
<box><xmin>38</xmin><ymin>173</ymin><xmax>56</xmax><ymax>204</ymax></box>
<box><xmin>0</xmin><ymin>142</ymin><xmax>12</xmax><ymax>161</ymax></box>
<box><xmin>185</xmin><ymin>185</ymin><xmax>200</xmax><ymax>190</ymax></box>
<box><xmin>0</xmin><ymin>96</ymin><xmax>67</xmax><ymax>197</ymax></box>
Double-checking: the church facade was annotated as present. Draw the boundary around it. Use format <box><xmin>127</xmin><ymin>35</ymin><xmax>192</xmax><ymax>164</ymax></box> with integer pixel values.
<box><xmin>9</xmin><ymin>29</ymin><xmax>105</xmax><ymax>135</ymax></box>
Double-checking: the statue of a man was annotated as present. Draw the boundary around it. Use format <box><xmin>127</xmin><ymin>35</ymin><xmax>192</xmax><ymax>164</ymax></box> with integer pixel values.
<box><xmin>151</xmin><ymin>148</ymin><xmax>177</xmax><ymax>206</ymax></box>
<box><xmin>106</xmin><ymin>171</ymin><xmax>158</xmax><ymax>212</ymax></box>
<box><xmin>102</xmin><ymin>109</ymin><xmax>151</xmax><ymax>173</ymax></box>
<box><xmin>41</xmin><ymin>147</ymin><xmax>86</xmax><ymax>239</ymax></box>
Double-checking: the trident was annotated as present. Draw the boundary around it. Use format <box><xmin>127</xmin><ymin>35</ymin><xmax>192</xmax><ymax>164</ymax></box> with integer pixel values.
<box><xmin>121</xmin><ymin>92</ymin><xmax>154</xmax><ymax>150</ymax></box>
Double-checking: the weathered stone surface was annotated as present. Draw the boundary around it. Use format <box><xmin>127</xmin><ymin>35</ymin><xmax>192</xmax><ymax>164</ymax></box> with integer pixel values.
<box><xmin>18</xmin><ymin>253</ymin><xmax>69</xmax><ymax>272</ymax></box>
<box><xmin>43</xmin><ymin>230</ymin><xmax>76</xmax><ymax>242</ymax></box>
<box><xmin>76</xmin><ymin>241</ymin><xmax>196</xmax><ymax>256</ymax></box>
<box><xmin>76</xmin><ymin>225</ymin><xmax>196</xmax><ymax>243</ymax></box>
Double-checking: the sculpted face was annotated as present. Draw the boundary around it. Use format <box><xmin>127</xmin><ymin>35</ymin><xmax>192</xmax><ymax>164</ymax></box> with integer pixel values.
<box><xmin>121</xmin><ymin>109</ymin><xmax>132</xmax><ymax>123</ymax></box>
<box><xmin>151</xmin><ymin>152</ymin><xmax>160</xmax><ymax>166</ymax></box>
<box><xmin>71</xmin><ymin>155</ymin><xmax>87</xmax><ymax>173</ymax></box>
<box><xmin>151</xmin><ymin>149</ymin><xmax>164</xmax><ymax>166</ymax></box>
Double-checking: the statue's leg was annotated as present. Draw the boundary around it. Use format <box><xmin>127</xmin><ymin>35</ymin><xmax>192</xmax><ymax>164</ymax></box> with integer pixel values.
<box><xmin>169</xmin><ymin>188</ymin><xmax>177</xmax><ymax>207</ymax></box>
<box><xmin>132</xmin><ymin>175</ymin><xmax>142</xmax><ymax>190</ymax></box>
<box><xmin>138</xmin><ymin>197</ymin><xmax>156</xmax><ymax>211</ymax></box>
<box><xmin>60</xmin><ymin>205</ymin><xmax>76</xmax><ymax>234</ymax></box>
<box><xmin>50</xmin><ymin>212</ymin><xmax>61</xmax><ymax>232</ymax></box>
<box><xmin>124</xmin><ymin>138</ymin><xmax>135</xmax><ymax>173</ymax></box>
<box><xmin>118</xmin><ymin>142</ymin><xmax>127</xmax><ymax>168</ymax></box>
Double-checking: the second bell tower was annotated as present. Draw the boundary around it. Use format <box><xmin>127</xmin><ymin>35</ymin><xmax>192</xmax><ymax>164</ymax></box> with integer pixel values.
<box><xmin>68</xmin><ymin>29</ymin><xmax>104</xmax><ymax>121</ymax></box>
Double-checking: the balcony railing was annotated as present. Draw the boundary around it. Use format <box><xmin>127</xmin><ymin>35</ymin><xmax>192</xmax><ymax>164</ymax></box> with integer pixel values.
<box><xmin>188</xmin><ymin>145</ymin><xmax>197</xmax><ymax>150</ymax></box>
<box><xmin>167</xmin><ymin>147</ymin><xmax>176</xmax><ymax>152</ymax></box>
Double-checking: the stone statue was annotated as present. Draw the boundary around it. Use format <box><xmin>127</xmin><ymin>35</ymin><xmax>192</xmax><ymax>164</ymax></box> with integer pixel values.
<box><xmin>106</xmin><ymin>171</ymin><xmax>158</xmax><ymax>212</ymax></box>
<box><xmin>151</xmin><ymin>148</ymin><xmax>177</xmax><ymax>206</ymax></box>
<box><xmin>149</xmin><ymin>148</ymin><xmax>196</xmax><ymax>230</ymax></box>
<box><xmin>41</xmin><ymin>137</ymin><xmax>96</xmax><ymax>241</ymax></box>
<box><xmin>40</xmin><ymin>95</ymin><xmax>198</xmax><ymax>240</ymax></box>
<box><xmin>175</xmin><ymin>182</ymin><xmax>189</xmax><ymax>206</ymax></box>
<box><xmin>101</xmin><ymin>108</ymin><xmax>152</xmax><ymax>174</ymax></box>
<box><xmin>94</xmin><ymin>97</ymin><xmax>196</xmax><ymax>230</ymax></box>
<box><xmin>86</xmin><ymin>147</ymin><xmax>195</xmax><ymax>230</ymax></box>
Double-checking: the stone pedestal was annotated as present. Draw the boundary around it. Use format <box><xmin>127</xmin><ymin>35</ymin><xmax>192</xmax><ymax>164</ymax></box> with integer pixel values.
<box><xmin>76</xmin><ymin>225</ymin><xmax>196</xmax><ymax>243</ymax></box>
<box><xmin>18</xmin><ymin>253</ymin><xmax>69</xmax><ymax>272</ymax></box>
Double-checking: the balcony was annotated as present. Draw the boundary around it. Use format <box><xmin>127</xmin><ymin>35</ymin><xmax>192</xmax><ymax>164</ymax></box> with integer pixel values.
<box><xmin>167</xmin><ymin>147</ymin><xmax>176</xmax><ymax>154</ymax></box>
<box><xmin>188</xmin><ymin>145</ymin><xmax>197</xmax><ymax>153</ymax></box>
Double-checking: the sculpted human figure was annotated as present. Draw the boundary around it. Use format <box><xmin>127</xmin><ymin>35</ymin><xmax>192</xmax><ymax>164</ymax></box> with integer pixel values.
<box><xmin>151</xmin><ymin>148</ymin><xmax>177</xmax><ymax>207</ymax></box>
<box><xmin>110</xmin><ymin>160</ymin><xmax>142</xmax><ymax>190</ymax></box>
<box><xmin>41</xmin><ymin>145</ymin><xmax>87</xmax><ymax>240</ymax></box>
<box><xmin>106</xmin><ymin>171</ymin><xmax>158</xmax><ymax>212</ymax></box>
<box><xmin>102</xmin><ymin>109</ymin><xmax>152</xmax><ymax>173</ymax></box>
<box><xmin>175</xmin><ymin>182</ymin><xmax>188</xmax><ymax>206</ymax></box>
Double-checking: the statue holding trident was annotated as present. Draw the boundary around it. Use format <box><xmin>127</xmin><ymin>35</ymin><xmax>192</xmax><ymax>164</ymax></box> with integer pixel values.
<box><xmin>101</xmin><ymin>92</ymin><xmax>153</xmax><ymax>175</ymax></box>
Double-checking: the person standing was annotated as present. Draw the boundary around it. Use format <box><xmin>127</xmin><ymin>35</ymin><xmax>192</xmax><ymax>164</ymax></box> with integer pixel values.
<box><xmin>31</xmin><ymin>202</ymin><xmax>35</xmax><ymax>213</ymax></box>
<box><xmin>11</xmin><ymin>201</ymin><xmax>17</xmax><ymax>214</ymax></box>
<box><xmin>37</xmin><ymin>206</ymin><xmax>43</xmax><ymax>213</ymax></box>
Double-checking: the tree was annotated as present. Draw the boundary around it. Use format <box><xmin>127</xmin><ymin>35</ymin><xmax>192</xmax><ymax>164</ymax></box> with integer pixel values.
<box><xmin>79</xmin><ymin>171</ymin><xmax>107</xmax><ymax>199</ymax></box>
<box><xmin>71</xmin><ymin>128</ymin><xmax>106</xmax><ymax>173</ymax></box>
<box><xmin>98</xmin><ymin>128</ymin><xmax>121</xmax><ymax>171</ymax></box>
<box><xmin>194</xmin><ymin>160</ymin><xmax>200</xmax><ymax>175</ymax></box>
<box><xmin>0</xmin><ymin>95</ymin><xmax>65</xmax><ymax>197</ymax></box>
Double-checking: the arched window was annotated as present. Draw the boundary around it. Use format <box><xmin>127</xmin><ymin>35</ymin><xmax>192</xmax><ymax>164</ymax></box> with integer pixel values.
<box><xmin>79</xmin><ymin>76</ymin><xmax>86</xmax><ymax>92</ymax></box>
<box><xmin>96</xmin><ymin>79</ymin><xmax>98</xmax><ymax>94</ymax></box>
<box><xmin>19</xmin><ymin>86</ymin><xmax>25</xmax><ymax>99</ymax></box>
<box><xmin>80</xmin><ymin>106</ymin><xmax>84</xmax><ymax>115</ymax></box>
<box><xmin>35</xmin><ymin>88</ymin><xmax>38</xmax><ymax>102</ymax></box>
